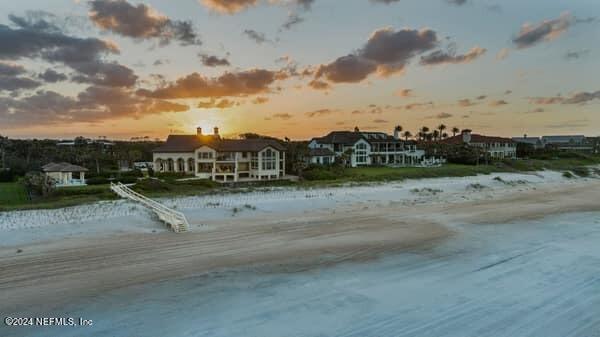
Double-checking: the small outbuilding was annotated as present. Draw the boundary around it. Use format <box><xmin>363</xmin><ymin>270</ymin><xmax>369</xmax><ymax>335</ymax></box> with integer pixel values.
<box><xmin>42</xmin><ymin>162</ymin><xmax>88</xmax><ymax>187</ymax></box>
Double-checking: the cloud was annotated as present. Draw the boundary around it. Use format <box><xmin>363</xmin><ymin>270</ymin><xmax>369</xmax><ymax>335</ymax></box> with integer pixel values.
<box><xmin>294</xmin><ymin>0</ymin><xmax>315</xmax><ymax>10</ymax></box>
<box><xmin>0</xmin><ymin>16</ymin><xmax>139</xmax><ymax>88</ymax></box>
<box><xmin>308</xmin><ymin>79</ymin><xmax>331</xmax><ymax>90</ymax></box>
<box><xmin>201</xmin><ymin>0</ymin><xmax>259</xmax><ymax>14</ymax></box>
<box><xmin>420</xmin><ymin>46</ymin><xmax>486</xmax><ymax>66</ymax></box>
<box><xmin>458</xmin><ymin>98</ymin><xmax>476</xmax><ymax>107</ymax></box>
<box><xmin>529</xmin><ymin>91</ymin><xmax>600</xmax><ymax>105</ymax></box>
<box><xmin>496</xmin><ymin>48</ymin><xmax>509</xmax><ymax>60</ymax></box>
<box><xmin>137</xmin><ymin>68</ymin><xmax>287</xmax><ymax>99</ymax></box>
<box><xmin>305</xmin><ymin>108</ymin><xmax>334</xmax><ymax>117</ymax></box>
<box><xmin>314</xmin><ymin>27</ymin><xmax>438</xmax><ymax>84</ymax></box>
<box><xmin>447</xmin><ymin>0</ymin><xmax>467</xmax><ymax>5</ymax></box>
<box><xmin>243</xmin><ymin>29</ymin><xmax>271</xmax><ymax>44</ymax></box>
<box><xmin>199</xmin><ymin>54</ymin><xmax>230</xmax><ymax>67</ymax></box>
<box><xmin>270</xmin><ymin>113</ymin><xmax>293</xmax><ymax>120</ymax></box>
<box><xmin>405</xmin><ymin>101</ymin><xmax>434</xmax><ymax>110</ymax></box>
<box><xmin>396</xmin><ymin>88</ymin><xmax>413</xmax><ymax>97</ymax></box>
<box><xmin>38</xmin><ymin>69</ymin><xmax>68</xmax><ymax>82</ymax></box>
<box><xmin>89</xmin><ymin>0</ymin><xmax>200</xmax><ymax>45</ymax></box>
<box><xmin>197</xmin><ymin>98</ymin><xmax>236</xmax><ymax>108</ymax></box>
<box><xmin>432</xmin><ymin>112</ymin><xmax>453</xmax><ymax>119</ymax></box>
<box><xmin>0</xmin><ymin>62</ymin><xmax>40</xmax><ymax>92</ymax></box>
<box><xmin>281</xmin><ymin>13</ymin><xmax>304</xmax><ymax>31</ymax></box>
<box><xmin>0</xmin><ymin>86</ymin><xmax>189</xmax><ymax>127</ymax></box>
<box><xmin>476</xmin><ymin>95</ymin><xmax>487</xmax><ymax>100</ymax></box>
<box><xmin>565</xmin><ymin>49</ymin><xmax>590</xmax><ymax>60</ymax></box>
<box><xmin>489</xmin><ymin>99</ymin><xmax>508</xmax><ymax>106</ymax></box>
<box><xmin>513</xmin><ymin>13</ymin><xmax>573</xmax><ymax>49</ymax></box>
<box><xmin>373</xmin><ymin>118</ymin><xmax>388</xmax><ymax>123</ymax></box>
<box><xmin>252</xmin><ymin>96</ymin><xmax>269</xmax><ymax>104</ymax></box>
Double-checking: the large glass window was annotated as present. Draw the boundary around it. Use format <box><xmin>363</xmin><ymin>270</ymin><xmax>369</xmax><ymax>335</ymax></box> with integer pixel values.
<box><xmin>261</xmin><ymin>149</ymin><xmax>277</xmax><ymax>170</ymax></box>
<box><xmin>355</xmin><ymin>143</ymin><xmax>368</xmax><ymax>164</ymax></box>
<box><xmin>198</xmin><ymin>152</ymin><xmax>213</xmax><ymax>160</ymax></box>
<box><xmin>251</xmin><ymin>153</ymin><xmax>259</xmax><ymax>170</ymax></box>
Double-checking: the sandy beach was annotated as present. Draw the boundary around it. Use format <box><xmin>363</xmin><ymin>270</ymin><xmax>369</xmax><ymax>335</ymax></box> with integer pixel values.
<box><xmin>1</xmin><ymin>171</ymin><xmax>600</xmax><ymax>336</ymax></box>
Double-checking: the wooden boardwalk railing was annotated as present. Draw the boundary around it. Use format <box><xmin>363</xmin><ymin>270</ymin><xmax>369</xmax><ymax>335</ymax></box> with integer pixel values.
<box><xmin>110</xmin><ymin>182</ymin><xmax>190</xmax><ymax>233</ymax></box>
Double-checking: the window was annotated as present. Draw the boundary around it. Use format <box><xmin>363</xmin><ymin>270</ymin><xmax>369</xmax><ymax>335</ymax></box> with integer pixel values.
<box><xmin>198</xmin><ymin>152</ymin><xmax>213</xmax><ymax>160</ymax></box>
<box><xmin>251</xmin><ymin>153</ymin><xmax>259</xmax><ymax>170</ymax></box>
<box><xmin>355</xmin><ymin>143</ymin><xmax>368</xmax><ymax>164</ymax></box>
<box><xmin>261</xmin><ymin>149</ymin><xmax>277</xmax><ymax>170</ymax></box>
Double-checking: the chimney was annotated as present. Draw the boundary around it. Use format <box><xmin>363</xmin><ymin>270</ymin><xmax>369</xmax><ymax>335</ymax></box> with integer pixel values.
<box><xmin>196</xmin><ymin>127</ymin><xmax>202</xmax><ymax>136</ymax></box>
<box><xmin>213</xmin><ymin>127</ymin><xmax>219</xmax><ymax>137</ymax></box>
<box><xmin>393</xmin><ymin>126</ymin><xmax>400</xmax><ymax>140</ymax></box>
<box><xmin>462</xmin><ymin>129</ymin><xmax>472</xmax><ymax>143</ymax></box>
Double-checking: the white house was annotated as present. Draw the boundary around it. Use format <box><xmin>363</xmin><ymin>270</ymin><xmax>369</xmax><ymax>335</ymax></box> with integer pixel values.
<box><xmin>308</xmin><ymin>129</ymin><xmax>425</xmax><ymax>167</ymax></box>
<box><xmin>42</xmin><ymin>162</ymin><xmax>88</xmax><ymax>187</ymax></box>
<box><xmin>442</xmin><ymin>130</ymin><xmax>517</xmax><ymax>159</ymax></box>
<box><xmin>153</xmin><ymin>127</ymin><xmax>286</xmax><ymax>183</ymax></box>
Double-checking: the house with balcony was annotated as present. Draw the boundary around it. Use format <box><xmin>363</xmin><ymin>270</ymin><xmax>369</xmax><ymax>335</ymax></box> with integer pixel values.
<box><xmin>308</xmin><ymin>129</ymin><xmax>426</xmax><ymax>167</ymax></box>
<box><xmin>441</xmin><ymin>130</ymin><xmax>517</xmax><ymax>159</ymax></box>
<box><xmin>152</xmin><ymin>127</ymin><xmax>286</xmax><ymax>182</ymax></box>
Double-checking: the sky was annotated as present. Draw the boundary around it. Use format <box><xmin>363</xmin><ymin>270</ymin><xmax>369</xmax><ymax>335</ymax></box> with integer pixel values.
<box><xmin>0</xmin><ymin>0</ymin><xmax>598</xmax><ymax>140</ymax></box>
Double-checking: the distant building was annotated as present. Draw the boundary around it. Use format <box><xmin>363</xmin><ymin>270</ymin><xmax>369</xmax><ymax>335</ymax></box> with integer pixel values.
<box><xmin>541</xmin><ymin>135</ymin><xmax>594</xmax><ymax>152</ymax></box>
<box><xmin>152</xmin><ymin>127</ymin><xmax>286</xmax><ymax>183</ymax></box>
<box><xmin>442</xmin><ymin>130</ymin><xmax>517</xmax><ymax>159</ymax></box>
<box><xmin>42</xmin><ymin>162</ymin><xmax>88</xmax><ymax>187</ymax></box>
<box><xmin>512</xmin><ymin>135</ymin><xmax>544</xmax><ymax>149</ymax></box>
<box><xmin>308</xmin><ymin>129</ymin><xmax>425</xmax><ymax>167</ymax></box>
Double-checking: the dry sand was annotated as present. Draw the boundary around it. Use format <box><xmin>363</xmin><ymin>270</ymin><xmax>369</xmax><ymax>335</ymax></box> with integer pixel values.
<box><xmin>1</xmin><ymin>176</ymin><xmax>600</xmax><ymax>315</ymax></box>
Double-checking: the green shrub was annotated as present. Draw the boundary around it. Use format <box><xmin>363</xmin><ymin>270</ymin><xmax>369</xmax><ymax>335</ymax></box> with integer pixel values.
<box><xmin>86</xmin><ymin>177</ymin><xmax>109</xmax><ymax>185</ymax></box>
<box><xmin>572</xmin><ymin>167</ymin><xmax>590</xmax><ymax>177</ymax></box>
<box><xmin>0</xmin><ymin>169</ymin><xmax>16</xmax><ymax>182</ymax></box>
<box><xmin>132</xmin><ymin>179</ymin><xmax>173</xmax><ymax>193</ymax></box>
<box><xmin>174</xmin><ymin>179</ymin><xmax>218</xmax><ymax>188</ymax></box>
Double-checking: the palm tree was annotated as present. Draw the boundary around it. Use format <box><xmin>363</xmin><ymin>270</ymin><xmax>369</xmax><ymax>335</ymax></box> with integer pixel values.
<box><xmin>432</xmin><ymin>130</ymin><xmax>440</xmax><ymax>141</ymax></box>
<box><xmin>452</xmin><ymin>127</ymin><xmax>460</xmax><ymax>137</ymax></box>
<box><xmin>420</xmin><ymin>126</ymin><xmax>430</xmax><ymax>141</ymax></box>
<box><xmin>438</xmin><ymin>124</ymin><xmax>447</xmax><ymax>139</ymax></box>
<box><xmin>402</xmin><ymin>131</ymin><xmax>412</xmax><ymax>141</ymax></box>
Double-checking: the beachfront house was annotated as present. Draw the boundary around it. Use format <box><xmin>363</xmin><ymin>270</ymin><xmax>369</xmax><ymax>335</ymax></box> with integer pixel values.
<box><xmin>441</xmin><ymin>130</ymin><xmax>517</xmax><ymax>159</ymax></box>
<box><xmin>512</xmin><ymin>135</ymin><xmax>597</xmax><ymax>153</ymax></box>
<box><xmin>308</xmin><ymin>129</ymin><xmax>426</xmax><ymax>167</ymax></box>
<box><xmin>153</xmin><ymin>127</ymin><xmax>286</xmax><ymax>182</ymax></box>
<box><xmin>42</xmin><ymin>162</ymin><xmax>88</xmax><ymax>187</ymax></box>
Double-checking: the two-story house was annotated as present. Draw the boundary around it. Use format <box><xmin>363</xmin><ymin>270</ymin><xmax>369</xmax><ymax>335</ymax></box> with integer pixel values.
<box><xmin>442</xmin><ymin>130</ymin><xmax>517</xmax><ymax>159</ymax></box>
<box><xmin>153</xmin><ymin>127</ymin><xmax>286</xmax><ymax>182</ymax></box>
<box><xmin>308</xmin><ymin>129</ymin><xmax>425</xmax><ymax>167</ymax></box>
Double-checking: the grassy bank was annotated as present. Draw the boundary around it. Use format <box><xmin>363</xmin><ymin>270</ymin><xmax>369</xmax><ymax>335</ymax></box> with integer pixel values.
<box><xmin>1</xmin><ymin>156</ymin><xmax>599</xmax><ymax>211</ymax></box>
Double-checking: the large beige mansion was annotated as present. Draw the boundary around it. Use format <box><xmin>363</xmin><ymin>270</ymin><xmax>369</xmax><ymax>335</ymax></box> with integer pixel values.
<box><xmin>153</xmin><ymin>127</ymin><xmax>286</xmax><ymax>182</ymax></box>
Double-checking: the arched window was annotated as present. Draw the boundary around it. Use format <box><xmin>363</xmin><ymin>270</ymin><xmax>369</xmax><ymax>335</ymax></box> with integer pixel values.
<box><xmin>177</xmin><ymin>158</ymin><xmax>185</xmax><ymax>172</ymax></box>
<box><xmin>167</xmin><ymin>158</ymin><xmax>174</xmax><ymax>172</ymax></box>
<box><xmin>188</xmin><ymin>158</ymin><xmax>195</xmax><ymax>172</ymax></box>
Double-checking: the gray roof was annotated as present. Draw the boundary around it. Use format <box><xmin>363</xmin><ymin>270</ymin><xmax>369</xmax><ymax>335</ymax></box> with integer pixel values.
<box><xmin>541</xmin><ymin>135</ymin><xmax>587</xmax><ymax>144</ymax></box>
<box><xmin>153</xmin><ymin>135</ymin><xmax>286</xmax><ymax>153</ymax></box>
<box><xmin>42</xmin><ymin>162</ymin><xmax>88</xmax><ymax>172</ymax></box>
<box><xmin>512</xmin><ymin>137</ymin><xmax>542</xmax><ymax>145</ymax></box>
<box><xmin>312</xmin><ymin>131</ymin><xmax>366</xmax><ymax>146</ymax></box>
<box><xmin>309</xmin><ymin>148</ymin><xmax>335</xmax><ymax>156</ymax></box>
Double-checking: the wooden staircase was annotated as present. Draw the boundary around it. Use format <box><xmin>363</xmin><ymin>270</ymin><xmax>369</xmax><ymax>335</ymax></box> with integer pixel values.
<box><xmin>110</xmin><ymin>182</ymin><xmax>190</xmax><ymax>233</ymax></box>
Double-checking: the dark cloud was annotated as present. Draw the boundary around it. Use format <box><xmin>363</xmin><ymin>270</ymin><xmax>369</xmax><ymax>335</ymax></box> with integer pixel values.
<box><xmin>314</xmin><ymin>28</ymin><xmax>438</xmax><ymax>84</ymax></box>
<box><xmin>137</xmin><ymin>68</ymin><xmax>288</xmax><ymax>99</ymax></box>
<box><xmin>447</xmin><ymin>0</ymin><xmax>467</xmax><ymax>5</ymax></box>
<box><xmin>0</xmin><ymin>87</ymin><xmax>189</xmax><ymax>127</ymax></box>
<box><xmin>308</xmin><ymin>79</ymin><xmax>331</xmax><ymax>90</ymax></box>
<box><xmin>529</xmin><ymin>96</ymin><xmax>564</xmax><ymax>105</ymax></box>
<box><xmin>0</xmin><ymin>76</ymin><xmax>41</xmax><ymax>92</ymax></box>
<box><xmin>0</xmin><ymin>16</ymin><xmax>138</xmax><ymax>89</ymax></box>
<box><xmin>281</xmin><ymin>13</ymin><xmax>304</xmax><ymax>31</ymax></box>
<box><xmin>243</xmin><ymin>29</ymin><xmax>271</xmax><ymax>44</ymax></box>
<box><xmin>0</xmin><ymin>61</ymin><xmax>26</xmax><ymax>76</ymax></box>
<box><xmin>199</xmin><ymin>54</ymin><xmax>231</xmax><ymax>67</ymax></box>
<box><xmin>420</xmin><ymin>47</ymin><xmax>486</xmax><ymax>66</ymax></box>
<box><xmin>89</xmin><ymin>0</ymin><xmax>200</xmax><ymax>45</ymax></box>
<box><xmin>512</xmin><ymin>13</ymin><xmax>572</xmax><ymax>49</ymax></box>
<box><xmin>38</xmin><ymin>69</ymin><xmax>68</xmax><ymax>83</ymax></box>
<box><xmin>565</xmin><ymin>49</ymin><xmax>590</xmax><ymax>60</ymax></box>
<box><xmin>458</xmin><ymin>98</ymin><xmax>477</xmax><ymax>107</ymax></box>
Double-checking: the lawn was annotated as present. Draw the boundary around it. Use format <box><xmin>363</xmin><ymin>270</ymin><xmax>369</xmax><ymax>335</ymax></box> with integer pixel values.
<box><xmin>0</xmin><ymin>182</ymin><xmax>29</xmax><ymax>206</ymax></box>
